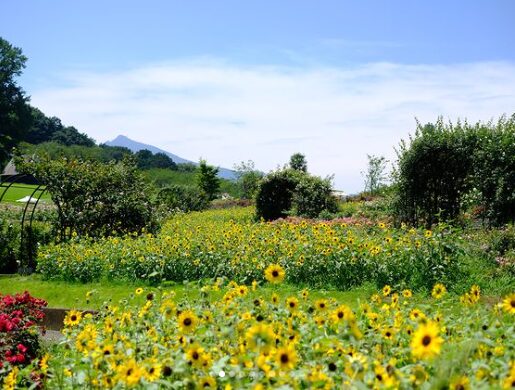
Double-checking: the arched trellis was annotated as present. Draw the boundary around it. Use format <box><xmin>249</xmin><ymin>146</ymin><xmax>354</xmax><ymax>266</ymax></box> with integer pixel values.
<box><xmin>0</xmin><ymin>174</ymin><xmax>47</xmax><ymax>274</ymax></box>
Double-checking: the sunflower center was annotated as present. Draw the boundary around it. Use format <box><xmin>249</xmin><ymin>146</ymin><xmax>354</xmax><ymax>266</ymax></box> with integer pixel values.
<box><xmin>376</xmin><ymin>374</ymin><xmax>383</xmax><ymax>381</ymax></box>
<box><xmin>183</xmin><ymin>318</ymin><xmax>192</xmax><ymax>326</ymax></box>
<box><xmin>71</xmin><ymin>315</ymin><xmax>77</xmax><ymax>321</ymax></box>
<box><xmin>272</xmin><ymin>270</ymin><xmax>279</xmax><ymax>277</ymax></box>
<box><xmin>280</xmin><ymin>353</ymin><xmax>289</xmax><ymax>363</ymax></box>
<box><xmin>289</xmin><ymin>302</ymin><xmax>295</xmax><ymax>308</ymax></box>
<box><xmin>127</xmin><ymin>368</ymin><xmax>133</xmax><ymax>376</ymax></box>
<box><xmin>192</xmin><ymin>351</ymin><xmax>199</xmax><ymax>360</ymax></box>
<box><xmin>455</xmin><ymin>385</ymin><xmax>465</xmax><ymax>390</ymax></box>
<box><xmin>338</xmin><ymin>312</ymin><xmax>344</xmax><ymax>318</ymax></box>
<box><xmin>511</xmin><ymin>300</ymin><xmax>515</xmax><ymax>308</ymax></box>
<box><xmin>422</xmin><ymin>335</ymin><xmax>431</xmax><ymax>346</ymax></box>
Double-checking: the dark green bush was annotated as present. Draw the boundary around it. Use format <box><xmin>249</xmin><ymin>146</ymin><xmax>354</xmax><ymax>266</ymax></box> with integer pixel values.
<box><xmin>255</xmin><ymin>169</ymin><xmax>301</xmax><ymax>221</ymax></box>
<box><xmin>0</xmin><ymin>219</ymin><xmax>19</xmax><ymax>273</ymax></box>
<box><xmin>255</xmin><ymin>169</ymin><xmax>338</xmax><ymax>221</ymax></box>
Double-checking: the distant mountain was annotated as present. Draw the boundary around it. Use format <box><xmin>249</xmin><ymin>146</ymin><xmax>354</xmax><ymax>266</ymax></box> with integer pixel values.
<box><xmin>105</xmin><ymin>135</ymin><xmax>237</xmax><ymax>180</ymax></box>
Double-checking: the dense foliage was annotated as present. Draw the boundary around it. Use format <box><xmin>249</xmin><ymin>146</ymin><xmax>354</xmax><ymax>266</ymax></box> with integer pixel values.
<box><xmin>17</xmin><ymin>156</ymin><xmax>156</xmax><ymax>240</ymax></box>
<box><xmin>26</xmin><ymin>107</ymin><xmax>95</xmax><ymax>147</ymax></box>
<box><xmin>292</xmin><ymin>174</ymin><xmax>338</xmax><ymax>218</ymax></box>
<box><xmin>0</xmin><ymin>37</ymin><xmax>31</xmax><ymax>168</ymax></box>
<box><xmin>157</xmin><ymin>184</ymin><xmax>208</xmax><ymax>213</ymax></box>
<box><xmin>256</xmin><ymin>169</ymin><xmax>337</xmax><ymax>221</ymax></box>
<box><xmin>255</xmin><ymin>169</ymin><xmax>300</xmax><ymax>221</ymax></box>
<box><xmin>393</xmin><ymin>115</ymin><xmax>515</xmax><ymax>227</ymax></box>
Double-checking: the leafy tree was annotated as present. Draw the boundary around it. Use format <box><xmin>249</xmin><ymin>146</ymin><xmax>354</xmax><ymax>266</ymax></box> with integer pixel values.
<box><xmin>362</xmin><ymin>154</ymin><xmax>388</xmax><ymax>195</ymax></box>
<box><xmin>26</xmin><ymin>106</ymin><xmax>95</xmax><ymax>147</ymax></box>
<box><xmin>16</xmin><ymin>155</ymin><xmax>156</xmax><ymax>239</ymax></box>
<box><xmin>151</xmin><ymin>152</ymin><xmax>177</xmax><ymax>170</ymax></box>
<box><xmin>196</xmin><ymin>159</ymin><xmax>220</xmax><ymax>201</ymax></box>
<box><xmin>51</xmin><ymin>126</ymin><xmax>95</xmax><ymax>147</ymax></box>
<box><xmin>25</xmin><ymin>107</ymin><xmax>62</xmax><ymax>144</ymax></box>
<box><xmin>233</xmin><ymin>160</ymin><xmax>263</xmax><ymax>199</ymax></box>
<box><xmin>0</xmin><ymin>37</ymin><xmax>32</xmax><ymax>167</ymax></box>
<box><xmin>289</xmin><ymin>153</ymin><xmax>308</xmax><ymax>172</ymax></box>
<box><xmin>135</xmin><ymin>149</ymin><xmax>177</xmax><ymax>170</ymax></box>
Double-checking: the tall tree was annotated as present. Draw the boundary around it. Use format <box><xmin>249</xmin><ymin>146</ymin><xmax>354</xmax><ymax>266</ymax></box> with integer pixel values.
<box><xmin>233</xmin><ymin>160</ymin><xmax>263</xmax><ymax>199</ymax></box>
<box><xmin>0</xmin><ymin>37</ymin><xmax>32</xmax><ymax>167</ymax></box>
<box><xmin>289</xmin><ymin>153</ymin><xmax>308</xmax><ymax>172</ymax></box>
<box><xmin>196</xmin><ymin>159</ymin><xmax>220</xmax><ymax>201</ymax></box>
<box><xmin>363</xmin><ymin>154</ymin><xmax>388</xmax><ymax>195</ymax></box>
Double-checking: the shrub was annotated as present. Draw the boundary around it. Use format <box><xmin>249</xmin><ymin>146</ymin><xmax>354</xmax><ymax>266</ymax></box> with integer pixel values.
<box><xmin>157</xmin><ymin>184</ymin><xmax>208</xmax><ymax>213</ymax></box>
<box><xmin>255</xmin><ymin>169</ymin><xmax>301</xmax><ymax>221</ymax></box>
<box><xmin>393</xmin><ymin>119</ymin><xmax>475</xmax><ymax>227</ymax></box>
<box><xmin>393</xmin><ymin>115</ymin><xmax>515</xmax><ymax>227</ymax></box>
<box><xmin>16</xmin><ymin>156</ymin><xmax>157</xmax><ymax>239</ymax></box>
<box><xmin>0</xmin><ymin>219</ymin><xmax>19</xmax><ymax>273</ymax></box>
<box><xmin>291</xmin><ymin>175</ymin><xmax>338</xmax><ymax>218</ymax></box>
<box><xmin>472</xmin><ymin>115</ymin><xmax>515</xmax><ymax>225</ymax></box>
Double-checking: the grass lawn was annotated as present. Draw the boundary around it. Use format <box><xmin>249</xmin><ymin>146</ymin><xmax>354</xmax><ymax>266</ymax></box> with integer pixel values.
<box><xmin>0</xmin><ymin>183</ymin><xmax>51</xmax><ymax>203</ymax></box>
<box><xmin>0</xmin><ymin>274</ymin><xmax>380</xmax><ymax>310</ymax></box>
<box><xmin>0</xmin><ymin>274</ymin><xmax>504</xmax><ymax>314</ymax></box>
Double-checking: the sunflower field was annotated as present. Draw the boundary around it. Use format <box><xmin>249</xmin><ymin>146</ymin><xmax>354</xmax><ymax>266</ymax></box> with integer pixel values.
<box><xmin>3</xmin><ymin>278</ymin><xmax>515</xmax><ymax>389</ymax></box>
<box><xmin>37</xmin><ymin>208</ymin><xmax>466</xmax><ymax>292</ymax></box>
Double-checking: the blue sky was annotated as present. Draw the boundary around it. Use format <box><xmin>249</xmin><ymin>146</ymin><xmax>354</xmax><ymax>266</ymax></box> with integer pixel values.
<box><xmin>2</xmin><ymin>1</ymin><xmax>515</xmax><ymax>192</ymax></box>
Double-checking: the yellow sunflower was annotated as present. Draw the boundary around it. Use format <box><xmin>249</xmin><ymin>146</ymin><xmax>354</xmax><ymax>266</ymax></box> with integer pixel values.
<box><xmin>501</xmin><ymin>293</ymin><xmax>515</xmax><ymax>315</ymax></box>
<box><xmin>245</xmin><ymin>323</ymin><xmax>275</xmax><ymax>353</ymax></box>
<box><xmin>135</xmin><ymin>287</ymin><xmax>144</xmax><ymax>295</ymax></box>
<box><xmin>116</xmin><ymin>358</ymin><xmax>143</xmax><ymax>386</ymax></box>
<box><xmin>198</xmin><ymin>377</ymin><xmax>216</xmax><ymax>388</ymax></box>
<box><xmin>178</xmin><ymin>310</ymin><xmax>198</xmax><ymax>333</ymax></box>
<box><xmin>382</xmin><ymin>285</ymin><xmax>392</xmax><ymax>297</ymax></box>
<box><xmin>432</xmin><ymin>283</ymin><xmax>447</xmax><ymax>299</ymax></box>
<box><xmin>285</xmin><ymin>297</ymin><xmax>299</xmax><ymax>312</ymax></box>
<box><xmin>470</xmin><ymin>285</ymin><xmax>481</xmax><ymax>301</ymax></box>
<box><xmin>64</xmin><ymin>309</ymin><xmax>82</xmax><ymax>327</ymax></box>
<box><xmin>411</xmin><ymin>320</ymin><xmax>443</xmax><ymax>360</ymax></box>
<box><xmin>185</xmin><ymin>344</ymin><xmax>205</xmax><ymax>368</ymax></box>
<box><xmin>144</xmin><ymin>363</ymin><xmax>162</xmax><ymax>382</ymax></box>
<box><xmin>264</xmin><ymin>264</ymin><xmax>285</xmax><ymax>284</ymax></box>
<box><xmin>275</xmin><ymin>346</ymin><xmax>298</xmax><ymax>370</ymax></box>
<box><xmin>449</xmin><ymin>375</ymin><xmax>470</xmax><ymax>390</ymax></box>
<box><xmin>314</xmin><ymin>299</ymin><xmax>329</xmax><ymax>311</ymax></box>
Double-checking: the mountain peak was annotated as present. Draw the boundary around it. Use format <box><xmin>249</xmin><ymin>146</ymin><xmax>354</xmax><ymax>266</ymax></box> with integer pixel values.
<box><xmin>105</xmin><ymin>134</ymin><xmax>236</xmax><ymax>180</ymax></box>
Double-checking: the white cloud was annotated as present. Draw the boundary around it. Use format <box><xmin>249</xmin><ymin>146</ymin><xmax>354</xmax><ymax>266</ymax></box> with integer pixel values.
<box><xmin>30</xmin><ymin>60</ymin><xmax>515</xmax><ymax>193</ymax></box>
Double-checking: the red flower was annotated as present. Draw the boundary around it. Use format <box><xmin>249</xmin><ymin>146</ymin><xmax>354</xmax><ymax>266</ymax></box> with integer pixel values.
<box><xmin>17</xmin><ymin>344</ymin><xmax>28</xmax><ymax>354</ymax></box>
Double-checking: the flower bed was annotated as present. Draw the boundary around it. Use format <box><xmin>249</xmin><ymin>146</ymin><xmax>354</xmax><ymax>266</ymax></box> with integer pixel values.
<box><xmin>19</xmin><ymin>280</ymin><xmax>515</xmax><ymax>389</ymax></box>
<box><xmin>38</xmin><ymin>208</ymin><xmax>466</xmax><ymax>292</ymax></box>
<box><xmin>0</xmin><ymin>291</ymin><xmax>47</xmax><ymax>382</ymax></box>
